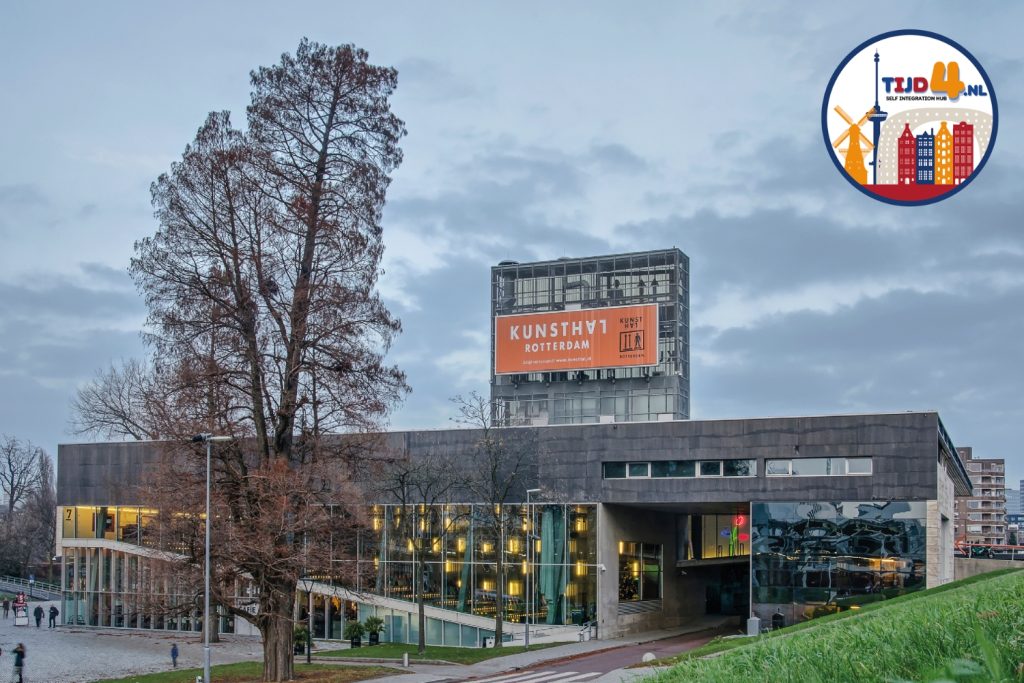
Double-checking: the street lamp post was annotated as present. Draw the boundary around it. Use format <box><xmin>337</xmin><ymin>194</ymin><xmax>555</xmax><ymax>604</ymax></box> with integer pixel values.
<box><xmin>193</xmin><ymin>434</ymin><xmax>232</xmax><ymax>683</ymax></box>
<box><xmin>524</xmin><ymin>488</ymin><xmax>541</xmax><ymax>650</ymax></box>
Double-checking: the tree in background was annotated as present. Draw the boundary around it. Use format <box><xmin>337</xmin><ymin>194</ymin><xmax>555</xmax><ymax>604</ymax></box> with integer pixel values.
<box><xmin>0</xmin><ymin>435</ymin><xmax>54</xmax><ymax>578</ymax></box>
<box><xmin>0</xmin><ymin>435</ymin><xmax>43</xmax><ymax>525</ymax></box>
<box><xmin>376</xmin><ymin>446</ymin><xmax>465</xmax><ymax>654</ymax></box>
<box><xmin>69</xmin><ymin>358</ymin><xmax>164</xmax><ymax>440</ymax></box>
<box><xmin>73</xmin><ymin>39</ymin><xmax>406</xmax><ymax>682</ymax></box>
<box><xmin>452</xmin><ymin>392</ymin><xmax>539</xmax><ymax>647</ymax></box>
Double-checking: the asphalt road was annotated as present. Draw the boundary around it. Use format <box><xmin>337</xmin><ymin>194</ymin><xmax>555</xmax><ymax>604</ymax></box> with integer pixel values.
<box><xmin>458</xmin><ymin>626</ymin><xmax>732</xmax><ymax>682</ymax></box>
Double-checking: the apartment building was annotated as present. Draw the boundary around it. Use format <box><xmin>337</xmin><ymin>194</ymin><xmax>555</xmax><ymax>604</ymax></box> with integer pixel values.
<box><xmin>954</xmin><ymin>447</ymin><xmax>1006</xmax><ymax>544</ymax></box>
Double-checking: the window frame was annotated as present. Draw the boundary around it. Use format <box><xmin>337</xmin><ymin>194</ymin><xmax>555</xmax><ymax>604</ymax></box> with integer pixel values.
<box><xmin>626</xmin><ymin>462</ymin><xmax>651</xmax><ymax>479</ymax></box>
<box><xmin>697</xmin><ymin>460</ymin><xmax>723</xmax><ymax>477</ymax></box>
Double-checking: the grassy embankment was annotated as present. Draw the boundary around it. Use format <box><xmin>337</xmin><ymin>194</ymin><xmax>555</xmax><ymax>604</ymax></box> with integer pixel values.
<box><xmin>646</xmin><ymin>568</ymin><xmax>1024</xmax><ymax>683</ymax></box>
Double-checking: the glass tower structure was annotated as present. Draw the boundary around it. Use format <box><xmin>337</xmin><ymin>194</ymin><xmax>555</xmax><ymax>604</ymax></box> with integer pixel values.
<box><xmin>490</xmin><ymin>248</ymin><xmax>689</xmax><ymax>425</ymax></box>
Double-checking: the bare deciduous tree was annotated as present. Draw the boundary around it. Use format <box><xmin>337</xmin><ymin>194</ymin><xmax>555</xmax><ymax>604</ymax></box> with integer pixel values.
<box><xmin>0</xmin><ymin>436</ymin><xmax>53</xmax><ymax>578</ymax></box>
<box><xmin>452</xmin><ymin>392</ymin><xmax>539</xmax><ymax>647</ymax></box>
<box><xmin>0</xmin><ymin>435</ymin><xmax>42</xmax><ymax>523</ymax></box>
<box><xmin>70</xmin><ymin>358</ymin><xmax>163</xmax><ymax>440</ymax></box>
<box><xmin>70</xmin><ymin>39</ymin><xmax>409</xmax><ymax>682</ymax></box>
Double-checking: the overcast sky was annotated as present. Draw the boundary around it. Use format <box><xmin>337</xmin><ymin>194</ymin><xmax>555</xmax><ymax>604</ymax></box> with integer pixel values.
<box><xmin>1</xmin><ymin>3</ymin><xmax>1022</xmax><ymax>491</ymax></box>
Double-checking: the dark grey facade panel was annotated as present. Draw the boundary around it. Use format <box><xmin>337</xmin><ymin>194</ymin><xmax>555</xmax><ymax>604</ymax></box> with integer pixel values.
<box><xmin>56</xmin><ymin>411</ymin><xmax>958</xmax><ymax>509</ymax></box>
<box><xmin>57</xmin><ymin>441</ymin><xmax>164</xmax><ymax>506</ymax></box>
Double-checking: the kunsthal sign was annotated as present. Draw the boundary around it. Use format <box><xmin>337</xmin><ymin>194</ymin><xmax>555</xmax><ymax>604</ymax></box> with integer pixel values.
<box><xmin>494</xmin><ymin>304</ymin><xmax>658</xmax><ymax>375</ymax></box>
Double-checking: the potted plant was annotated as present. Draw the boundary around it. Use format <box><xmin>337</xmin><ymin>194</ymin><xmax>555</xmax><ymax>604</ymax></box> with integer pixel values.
<box><xmin>344</xmin><ymin>619</ymin><xmax>366</xmax><ymax>648</ymax></box>
<box><xmin>364</xmin><ymin>615</ymin><xmax>385</xmax><ymax>646</ymax></box>
<box><xmin>293</xmin><ymin>624</ymin><xmax>309</xmax><ymax>655</ymax></box>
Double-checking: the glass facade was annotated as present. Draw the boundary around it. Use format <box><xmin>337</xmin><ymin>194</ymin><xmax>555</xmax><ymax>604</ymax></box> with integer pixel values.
<box><xmin>751</xmin><ymin>501</ymin><xmax>927</xmax><ymax>626</ymax></box>
<box><xmin>365</xmin><ymin>503</ymin><xmax>597</xmax><ymax>627</ymax></box>
<box><xmin>61</xmin><ymin>505</ymin><xmax>160</xmax><ymax>545</ymax></box>
<box><xmin>62</xmin><ymin>545</ymin><xmax>237</xmax><ymax>634</ymax></box>
<box><xmin>60</xmin><ymin>502</ymin><xmax>599</xmax><ymax>636</ymax></box>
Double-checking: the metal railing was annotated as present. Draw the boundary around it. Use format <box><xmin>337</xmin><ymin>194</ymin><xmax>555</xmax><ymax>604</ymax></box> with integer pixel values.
<box><xmin>578</xmin><ymin>620</ymin><xmax>598</xmax><ymax>641</ymax></box>
<box><xmin>0</xmin><ymin>575</ymin><xmax>62</xmax><ymax>600</ymax></box>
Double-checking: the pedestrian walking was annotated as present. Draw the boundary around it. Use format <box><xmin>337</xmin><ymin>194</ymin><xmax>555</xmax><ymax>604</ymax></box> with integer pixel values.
<box><xmin>32</xmin><ymin>605</ymin><xmax>43</xmax><ymax>628</ymax></box>
<box><xmin>12</xmin><ymin>643</ymin><xmax>25</xmax><ymax>683</ymax></box>
<box><xmin>170</xmin><ymin>643</ymin><xmax>179</xmax><ymax>668</ymax></box>
<box><xmin>2</xmin><ymin>598</ymin><xmax>8</xmax><ymax>619</ymax></box>
<box><xmin>48</xmin><ymin>605</ymin><xmax>59</xmax><ymax>628</ymax></box>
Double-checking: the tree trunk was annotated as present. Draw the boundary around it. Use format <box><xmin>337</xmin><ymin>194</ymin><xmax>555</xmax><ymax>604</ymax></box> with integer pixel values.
<box><xmin>212</xmin><ymin>604</ymin><xmax>221</xmax><ymax>643</ymax></box>
<box><xmin>261</xmin><ymin>588</ymin><xmax>296</xmax><ymax>682</ymax></box>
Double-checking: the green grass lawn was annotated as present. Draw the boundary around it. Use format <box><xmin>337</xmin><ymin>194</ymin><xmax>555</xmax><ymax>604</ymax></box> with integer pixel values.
<box><xmin>644</xmin><ymin>569</ymin><xmax>1024</xmax><ymax>683</ymax></box>
<box><xmin>317</xmin><ymin>641</ymin><xmax>562</xmax><ymax>664</ymax></box>
<box><xmin>645</xmin><ymin>567</ymin><xmax>1024</xmax><ymax>667</ymax></box>
<box><xmin>92</xmin><ymin>661</ymin><xmax>398</xmax><ymax>683</ymax></box>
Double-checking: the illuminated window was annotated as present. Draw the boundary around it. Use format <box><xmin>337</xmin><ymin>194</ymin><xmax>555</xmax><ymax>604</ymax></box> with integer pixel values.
<box><xmin>618</xmin><ymin>541</ymin><xmax>661</xmax><ymax>601</ymax></box>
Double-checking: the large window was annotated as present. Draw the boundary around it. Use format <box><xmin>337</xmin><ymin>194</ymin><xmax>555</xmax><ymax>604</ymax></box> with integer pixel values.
<box><xmin>603</xmin><ymin>459</ymin><xmax>756</xmax><ymax>479</ymax></box>
<box><xmin>765</xmin><ymin>457</ymin><xmax>872</xmax><ymax>477</ymax></box>
<box><xmin>618</xmin><ymin>541</ymin><xmax>661</xmax><ymax>601</ymax></box>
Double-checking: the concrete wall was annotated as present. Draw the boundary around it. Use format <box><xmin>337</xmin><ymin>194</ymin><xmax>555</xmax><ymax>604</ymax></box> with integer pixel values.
<box><xmin>926</xmin><ymin>460</ymin><xmax>956</xmax><ymax>587</ymax></box>
<box><xmin>597</xmin><ymin>503</ymin><xmax>712</xmax><ymax>638</ymax></box>
<box><xmin>954</xmin><ymin>558</ymin><xmax>1023</xmax><ymax>581</ymax></box>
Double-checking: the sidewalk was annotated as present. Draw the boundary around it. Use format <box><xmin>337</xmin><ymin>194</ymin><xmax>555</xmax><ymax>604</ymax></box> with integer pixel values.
<box><xmin>381</xmin><ymin>615</ymin><xmax>736</xmax><ymax>682</ymax></box>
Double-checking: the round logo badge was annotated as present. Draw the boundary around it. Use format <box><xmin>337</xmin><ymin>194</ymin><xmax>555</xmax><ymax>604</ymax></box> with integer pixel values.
<box><xmin>822</xmin><ymin>30</ymin><xmax>997</xmax><ymax>206</ymax></box>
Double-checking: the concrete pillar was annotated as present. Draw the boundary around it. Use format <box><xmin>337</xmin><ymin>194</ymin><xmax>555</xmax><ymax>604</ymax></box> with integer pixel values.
<box><xmin>325</xmin><ymin>593</ymin><xmax>332</xmax><ymax>639</ymax></box>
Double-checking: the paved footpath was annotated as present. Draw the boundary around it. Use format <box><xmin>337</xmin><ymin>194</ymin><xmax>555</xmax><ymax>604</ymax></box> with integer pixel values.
<box><xmin>0</xmin><ymin>601</ymin><xmax>736</xmax><ymax>683</ymax></box>
<box><xmin>0</xmin><ymin>600</ymin><xmax>263</xmax><ymax>682</ymax></box>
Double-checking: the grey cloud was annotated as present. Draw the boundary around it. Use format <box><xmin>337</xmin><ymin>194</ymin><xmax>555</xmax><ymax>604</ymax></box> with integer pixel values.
<box><xmin>386</xmin><ymin>145</ymin><xmax>612</xmax><ymax>260</ymax></box>
<box><xmin>588</xmin><ymin>143</ymin><xmax>649</xmax><ymax>173</ymax></box>
<box><xmin>624</xmin><ymin>125</ymin><xmax>1024</xmax><ymax>301</ymax></box>
<box><xmin>0</xmin><ymin>277</ymin><xmax>142</xmax><ymax>321</ymax></box>
<box><xmin>79</xmin><ymin>262</ymin><xmax>133</xmax><ymax>289</ymax></box>
<box><xmin>395</xmin><ymin>58</ymin><xmax>480</xmax><ymax>102</ymax></box>
<box><xmin>0</xmin><ymin>373</ymin><xmax>67</xmax><ymax>455</ymax></box>
<box><xmin>0</xmin><ymin>183</ymin><xmax>48</xmax><ymax>207</ymax></box>
<box><xmin>693</xmin><ymin>285</ymin><xmax>1024</xmax><ymax>424</ymax></box>
<box><xmin>385</xmin><ymin>255</ymin><xmax>492</xmax><ymax>425</ymax></box>
<box><xmin>0</xmin><ymin>272</ymin><xmax>147</xmax><ymax>455</ymax></box>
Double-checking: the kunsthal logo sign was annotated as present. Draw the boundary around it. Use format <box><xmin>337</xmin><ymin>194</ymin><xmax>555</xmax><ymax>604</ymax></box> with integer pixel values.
<box><xmin>822</xmin><ymin>30</ymin><xmax>997</xmax><ymax>206</ymax></box>
<box><xmin>494</xmin><ymin>304</ymin><xmax>658</xmax><ymax>375</ymax></box>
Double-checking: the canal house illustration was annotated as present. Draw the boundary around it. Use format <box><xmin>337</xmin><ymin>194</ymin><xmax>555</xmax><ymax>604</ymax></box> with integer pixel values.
<box><xmin>896</xmin><ymin>121</ymin><xmax>974</xmax><ymax>186</ymax></box>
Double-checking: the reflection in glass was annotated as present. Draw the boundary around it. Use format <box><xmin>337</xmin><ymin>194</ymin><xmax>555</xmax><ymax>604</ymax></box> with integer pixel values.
<box><xmin>751</xmin><ymin>501</ymin><xmax>926</xmax><ymax>626</ymax></box>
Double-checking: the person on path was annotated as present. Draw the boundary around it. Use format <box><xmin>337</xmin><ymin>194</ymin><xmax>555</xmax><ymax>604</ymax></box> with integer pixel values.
<box><xmin>13</xmin><ymin>643</ymin><xmax>26</xmax><ymax>683</ymax></box>
<box><xmin>2</xmin><ymin>598</ymin><xmax>8</xmax><ymax>618</ymax></box>
<box><xmin>170</xmin><ymin>643</ymin><xmax>179</xmax><ymax>668</ymax></box>
<box><xmin>33</xmin><ymin>605</ymin><xmax>43</xmax><ymax>627</ymax></box>
<box><xmin>48</xmin><ymin>605</ymin><xmax>59</xmax><ymax>628</ymax></box>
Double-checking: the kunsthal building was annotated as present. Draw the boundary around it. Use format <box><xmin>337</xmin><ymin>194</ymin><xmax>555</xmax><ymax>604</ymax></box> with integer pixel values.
<box><xmin>55</xmin><ymin>249</ymin><xmax>971</xmax><ymax>644</ymax></box>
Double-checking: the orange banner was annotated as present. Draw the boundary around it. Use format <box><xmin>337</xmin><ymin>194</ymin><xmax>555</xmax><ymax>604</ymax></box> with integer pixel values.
<box><xmin>494</xmin><ymin>304</ymin><xmax>658</xmax><ymax>375</ymax></box>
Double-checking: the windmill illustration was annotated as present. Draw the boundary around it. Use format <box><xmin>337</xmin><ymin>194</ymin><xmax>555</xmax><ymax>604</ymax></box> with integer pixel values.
<box><xmin>832</xmin><ymin>105</ymin><xmax>873</xmax><ymax>185</ymax></box>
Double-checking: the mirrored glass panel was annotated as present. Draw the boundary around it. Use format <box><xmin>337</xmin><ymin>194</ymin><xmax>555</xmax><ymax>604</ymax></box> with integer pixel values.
<box><xmin>751</xmin><ymin>501</ymin><xmax>926</xmax><ymax>627</ymax></box>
